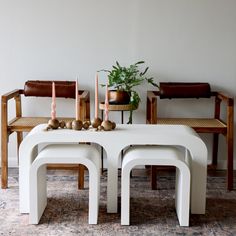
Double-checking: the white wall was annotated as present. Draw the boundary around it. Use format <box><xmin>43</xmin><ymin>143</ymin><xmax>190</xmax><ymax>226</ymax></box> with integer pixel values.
<box><xmin>0</xmin><ymin>0</ymin><xmax>236</xmax><ymax>168</ymax></box>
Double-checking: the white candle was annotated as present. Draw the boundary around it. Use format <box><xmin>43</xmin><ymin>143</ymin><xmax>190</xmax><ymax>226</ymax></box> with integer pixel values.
<box><xmin>75</xmin><ymin>78</ymin><xmax>80</xmax><ymax>120</ymax></box>
<box><xmin>105</xmin><ymin>83</ymin><xmax>109</xmax><ymax>121</ymax></box>
<box><xmin>51</xmin><ymin>82</ymin><xmax>56</xmax><ymax>120</ymax></box>
<box><xmin>95</xmin><ymin>73</ymin><xmax>99</xmax><ymax>118</ymax></box>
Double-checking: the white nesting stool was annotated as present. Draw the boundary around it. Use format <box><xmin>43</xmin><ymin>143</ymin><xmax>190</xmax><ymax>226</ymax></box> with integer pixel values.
<box><xmin>121</xmin><ymin>146</ymin><xmax>191</xmax><ymax>227</ymax></box>
<box><xmin>29</xmin><ymin>144</ymin><xmax>100</xmax><ymax>225</ymax></box>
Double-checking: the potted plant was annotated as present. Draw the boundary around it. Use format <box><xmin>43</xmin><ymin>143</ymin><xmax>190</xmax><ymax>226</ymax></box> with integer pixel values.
<box><xmin>99</xmin><ymin>61</ymin><xmax>158</xmax><ymax>123</ymax></box>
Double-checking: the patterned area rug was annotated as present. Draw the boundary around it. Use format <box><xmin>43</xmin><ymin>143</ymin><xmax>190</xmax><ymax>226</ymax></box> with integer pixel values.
<box><xmin>0</xmin><ymin>169</ymin><xmax>236</xmax><ymax>236</ymax></box>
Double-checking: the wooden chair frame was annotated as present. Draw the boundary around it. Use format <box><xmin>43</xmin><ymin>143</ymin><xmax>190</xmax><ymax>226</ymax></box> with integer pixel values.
<box><xmin>147</xmin><ymin>90</ymin><xmax>234</xmax><ymax>190</ymax></box>
<box><xmin>1</xmin><ymin>86</ymin><xmax>90</xmax><ymax>189</ymax></box>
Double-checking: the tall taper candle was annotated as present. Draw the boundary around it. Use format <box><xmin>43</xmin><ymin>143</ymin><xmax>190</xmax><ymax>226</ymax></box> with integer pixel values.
<box><xmin>105</xmin><ymin>83</ymin><xmax>109</xmax><ymax>121</ymax></box>
<box><xmin>95</xmin><ymin>73</ymin><xmax>99</xmax><ymax>118</ymax></box>
<box><xmin>51</xmin><ymin>82</ymin><xmax>56</xmax><ymax>120</ymax></box>
<box><xmin>75</xmin><ymin>78</ymin><xmax>80</xmax><ymax>120</ymax></box>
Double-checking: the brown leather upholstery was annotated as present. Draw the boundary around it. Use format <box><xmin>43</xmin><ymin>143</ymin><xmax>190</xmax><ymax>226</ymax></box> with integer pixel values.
<box><xmin>24</xmin><ymin>80</ymin><xmax>76</xmax><ymax>98</ymax></box>
<box><xmin>159</xmin><ymin>82</ymin><xmax>211</xmax><ymax>99</ymax></box>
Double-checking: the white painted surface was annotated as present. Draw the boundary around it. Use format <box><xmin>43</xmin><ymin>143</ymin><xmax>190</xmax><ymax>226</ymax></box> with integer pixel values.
<box><xmin>0</xmin><ymin>0</ymin><xmax>235</xmax><ymax>167</ymax></box>
<box><xmin>121</xmin><ymin>146</ymin><xmax>190</xmax><ymax>226</ymax></box>
<box><xmin>19</xmin><ymin>124</ymin><xmax>207</xmax><ymax>214</ymax></box>
<box><xmin>29</xmin><ymin>144</ymin><xmax>100</xmax><ymax>224</ymax></box>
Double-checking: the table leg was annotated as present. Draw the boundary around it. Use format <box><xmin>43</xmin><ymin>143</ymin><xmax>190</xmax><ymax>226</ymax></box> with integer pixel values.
<box><xmin>188</xmin><ymin>147</ymin><xmax>207</xmax><ymax>214</ymax></box>
<box><xmin>106</xmin><ymin>150</ymin><xmax>120</xmax><ymax>213</ymax></box>
<box><xmin>19</xmin><ymin>145</ymin><xmax>38</xmax><ymax>213</ymax></box>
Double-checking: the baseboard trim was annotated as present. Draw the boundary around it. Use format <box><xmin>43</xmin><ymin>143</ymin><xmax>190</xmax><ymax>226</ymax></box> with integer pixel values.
<box><xmin>217</xmin><ymin>160</ymin><xmax>236</xmax><ymax>170</ymax></box>
<box><xmin>8</xmin><ymin>156</ymin><xmax>18</xmax><ymax>168</ymax></box>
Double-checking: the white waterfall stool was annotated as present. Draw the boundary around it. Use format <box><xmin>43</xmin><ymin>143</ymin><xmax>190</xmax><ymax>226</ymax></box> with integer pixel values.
<box><xmin>121</xmin><ymin>146</ymin><xmax>191</xmax><ymax>227</ymax></box>
<box><xmin>29</xmin><ymin>144</ymin><xmax>100</xmax><ymax>225</ymax></box>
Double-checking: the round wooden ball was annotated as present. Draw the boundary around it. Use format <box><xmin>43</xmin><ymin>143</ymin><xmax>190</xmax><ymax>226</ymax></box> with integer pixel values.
<box><xmin>48</xmin><ymin>119</ymin><xmax>60</xmax><ymax>129</ymax></box>
<box><xmin>44</xmin><ymin>125</ymin><xmax>52</xmax><ymax>131</ymax></box>
<box><xmin>86</xmin><ymin>120</ymin><xmax>91</xmax><ymax>126</ymax></box>
<box><xmin>59</xmin><ymin>120</ymin><xmax>65</xmax><ymax>128</ymax></box>
<box><xmin>65</xmin><ymin>121</ymin><xmax>72</xmax><ymax>129</ymax></box>
<box><xmin>72</xmin><ymin>120</ymin><xmax>83</xmax><ymax>130</ymax></box>
<box><xmin>101</xmin><ymin>120</ymin><xmax>113</xmax><ymax>131</ymax></box>
<box><xmin>83</xmin><ymin>121</ymin><xmax>90</xmax><ymax>130</ymax></box>
<box><xmin>111</xmin><ymin>121</ymin><xmax>116</xmax><ymax>130</ymax></box>
<box><xmin>97</xmin><ymin>125</ymin><xmax>104</xmax><ymax>131</ymax></box>
<box><xmin>91</xmin><ymin>117</ymin><xmax>102</xmax><ymax>128</ymax></box>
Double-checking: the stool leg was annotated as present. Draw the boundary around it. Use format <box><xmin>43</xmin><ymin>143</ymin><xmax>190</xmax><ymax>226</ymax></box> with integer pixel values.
<box><xmin>121</xmin><ymin>167</ymin><xmax>131</xmax><ymax>225</ymax></box>
<box><xmin>30</xmin><ymin>164</ymin><xmax>47</xmax><ymax>224</ymax></box>
<box><xmin>88</xmin><ymin>165</ymin><xmax>100</xmax><ymax>224</ymax></box>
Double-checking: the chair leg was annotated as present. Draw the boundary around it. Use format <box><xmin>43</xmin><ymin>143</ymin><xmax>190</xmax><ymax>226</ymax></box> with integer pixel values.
<box><xmin>151</xmin><ymin>166</ymin><xmax>157</xmax><ymax>190</ymax></box>
<box><xmin>101</xmin><ymin>146</ymin><xmax>104</xmax><ymax>175</ymax></box>
<box><xmin>17</xmin><ymin>131</ymin><xmax>23</xmax><ymax>165</ymax></box>
<box><xmin>78</xmin><ymin>164</ymin><xmax>85</xmax><ymax>189</ymax></box>
<box><xmin>227</xmin><ymin>135</ymin><xmax>234</xmax><ymax>190</ymax></box>
<box><xmin>212</xmin><ymin>133</ymin><xmax>219</xmax><ymax>167</ymax></box>
<box><xmin>1</xmin><ymin>133</ymin><xmax>8</xmax><ymax>189</ymax></box>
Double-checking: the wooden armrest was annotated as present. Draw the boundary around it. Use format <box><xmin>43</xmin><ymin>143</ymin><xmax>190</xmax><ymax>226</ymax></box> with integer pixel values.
<box><xmin>1</xmin><ymin>89</ymin><xmax>23</xmax><ymax>103</ymax></box>
<box><xmin>2</xmin><ymin>89</ymin><xmax>23</xmax><ymax>129</ymax></box>
<box><xmin>80</xmin><ymin>90</ymin><xmax>90</xmax><ymax>101</ymax></box>
<box><xmin>212</xmin><ymin>91</ymin><xmax>234</xmax><ymax>106</ymax></box>
<box><xmin>147</xmin><ymin>91</ymin><xmax>159</xmax><ymax>102</ymax></box>
<box><xmin>147</xmin><ymin>91</ymin><xmax>159</xmax><ymax>124</ymax></box>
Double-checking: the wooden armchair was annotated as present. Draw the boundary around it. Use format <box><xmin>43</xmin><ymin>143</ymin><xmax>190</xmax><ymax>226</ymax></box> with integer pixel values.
<box><xmin>1</xmin><ymin>80</ymin><xmax>90</xmax><ymax>189</ymax></box>
<box><xmin>146</xmin><ymin>82</ymin><xmax>234</xmax><ymax>190</ymax></box>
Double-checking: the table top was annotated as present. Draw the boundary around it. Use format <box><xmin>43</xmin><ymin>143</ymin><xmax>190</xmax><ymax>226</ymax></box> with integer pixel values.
<box><xmin>27</xmin><ymin>124</ymin><xmax>203</xmax><ymax>152</ymax></box>
<box><xmin>30</xmin><ymin>123</ymin><xmax>197</xmax><ymax>136</ymax></box>
<box><xmin>99</xmin><ymin>102</ymin><xmax>137</xmax><ymax>111</ymax></box>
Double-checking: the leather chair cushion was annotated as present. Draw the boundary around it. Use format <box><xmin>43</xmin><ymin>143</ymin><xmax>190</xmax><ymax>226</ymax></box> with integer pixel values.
<box><xmin>24</xmin><ymin>80</ymin><xmax>76</xmax><ymax>98</ymax></box>
<box><xmin>159</xmin><ymin>82</ymin><xmax>211</xmax><ymax>99</ymax></box>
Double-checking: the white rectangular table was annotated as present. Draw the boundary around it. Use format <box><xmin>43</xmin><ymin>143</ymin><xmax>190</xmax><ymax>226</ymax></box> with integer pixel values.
<box><xmin>19</xmin><ymin>124</ymin><xmax>207</xmax><ymax>214</ymax></box>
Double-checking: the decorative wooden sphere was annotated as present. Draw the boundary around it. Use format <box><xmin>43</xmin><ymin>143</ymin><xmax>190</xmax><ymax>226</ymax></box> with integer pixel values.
<box><xmin>65</xmin><ymin>121</ymin><xmax>72</xmax><ymax>129</ymax></box>
<box><xmin>111</xmin><ymin>122</ymin><xmax>116</xmax><ymax>130</ymax></box>
<box><xmin>48</xmin><ymin>119</ymin><xmax>60</xmax><ymax>129</ymax></box>
<box><xmin>91</xmin><ymin>117</ymin><xmax>102</xmax><ymax>128</ymax></box>
<box><xmin>44</xmin><ymin>125</ymin><xmax>52</xmax><ymax>131</ymax></box>
<box><xmin>83</xmin><ymin>121</ymin><xmax>90</xmax><ymax>130</ymax></box>
<box><xmin>97</xmin><ymin>125</ymin><xmax>104</xmax><ymax>131</ymax></box>
<box><xmin>72</xmin><ymin>120</ymin><xmax>83</xmax><ymax>130</ymax></box>
<box><xmin>101</xmin><ymin>120</ymin><xmax>113</xmax><ymax>131</ymax></box>
<box><xmin>59</xmin><ymin>120</ymin><xmax>65</xmax><ymax>128</ymax></box>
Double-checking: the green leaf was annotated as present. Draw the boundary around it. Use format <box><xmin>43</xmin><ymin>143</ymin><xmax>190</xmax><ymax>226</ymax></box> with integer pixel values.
<box><xmin>116</xmin><ymin>61</ymin><xmax>121</xmax><ymax>68</ymax></box>
<box><xmin>140</xmin><ymin>67</ymin><xmax>149</xmax><ymax>76</ymax></box>
<box><xmin>135</xmin><ymin>61</ymin><xmax>145</xmax><ymax>65</ymax></box>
